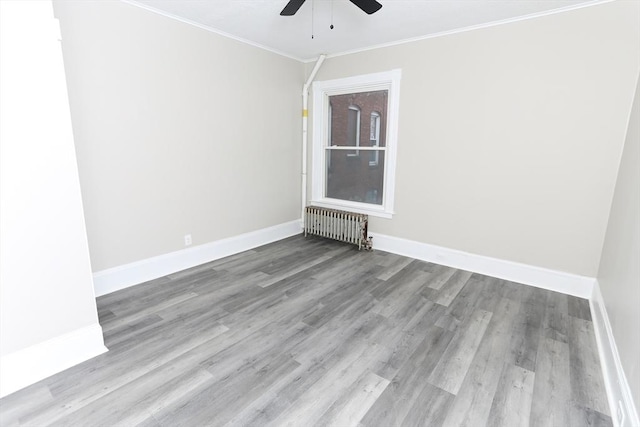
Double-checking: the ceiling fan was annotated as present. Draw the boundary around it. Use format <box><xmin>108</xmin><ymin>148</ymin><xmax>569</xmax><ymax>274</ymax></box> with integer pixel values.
<box><xmin>280</xmin><ymin>0</ymin><xmax>382</xmax><ymax>16</ymax></box>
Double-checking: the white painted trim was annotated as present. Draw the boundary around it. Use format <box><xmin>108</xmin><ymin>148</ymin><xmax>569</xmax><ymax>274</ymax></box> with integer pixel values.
<box><xmin>370</xmin><ymin>232</ymin><xmax>638</xmax><ymax>424</ymax></box>
<box><xmin>93</xmin><ymin>220</ymin><xmax>302</xmax><ymax>297</ymax></box>
<box><xmin>314</xmin><ymin>0</ymin><xmax>615</xmax><ymax>62</ymax></box>
<box><xmin>0</xmin><ymin>324</ymin><xmax>107</xmax><ymax>398</ymax></box>
<box><xmin>370</xmin><ymin>232</ymin><xmax>595</xmax><ymax>298</ymax></box>
<box><xmin>121</xmin><ymin>0</ymin><xmax>304</xmax><ymax>62</ymax></box>
<box><xmin>123</xmin><ymin>0</ymin><xmax>612</xmax><ymax>63</ymax></box>
<box><xmin>309</xmin><ymin>200</ymin><xmax>394</xmax><ymax>219</ymax></box>
<box><xmin>311</xmin><ymin>69</ymin><xmax>401</xmax><ymax>219</ymax></box>
<box><xmin>590</xmin><ymin>281</ymin><xmax>640</xmax><ymax>427</ymax></box>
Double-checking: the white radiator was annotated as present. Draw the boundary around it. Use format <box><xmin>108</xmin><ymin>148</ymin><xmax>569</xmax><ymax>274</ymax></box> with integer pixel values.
<box><xmin>304</xmin><ymin>206</ymin><xmax>372</xmax><ymax>250</ymax></box>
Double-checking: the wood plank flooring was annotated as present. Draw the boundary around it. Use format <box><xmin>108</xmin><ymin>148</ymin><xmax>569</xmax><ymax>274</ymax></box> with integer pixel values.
<box><xmin>0</xmin><ymin>235</ymin><xmax>611</xmax><ymax>426</ymax></box>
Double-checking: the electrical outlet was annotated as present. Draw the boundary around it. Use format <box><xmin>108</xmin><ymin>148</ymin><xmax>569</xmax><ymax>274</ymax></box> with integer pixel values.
<box><xmin>184</xmin><ymin>234</ymin><xmax>192</xmax><ymax>246</ymax></box>
<box><xmin>617</xmin><ymin>400</ymin><xmax>625</xmax><ymax>425</ymax></box>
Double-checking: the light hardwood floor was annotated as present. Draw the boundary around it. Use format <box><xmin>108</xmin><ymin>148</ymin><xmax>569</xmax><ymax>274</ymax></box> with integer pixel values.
<box><xmin>0</xmin><ymin>235</ymin><xmax>611</xmax><ymax>426</ymax></box>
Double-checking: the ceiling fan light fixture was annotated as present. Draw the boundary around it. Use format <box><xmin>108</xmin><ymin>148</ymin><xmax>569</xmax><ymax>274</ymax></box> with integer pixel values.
<box><xmin>349</xmin><ymin>0</ymin><xmax>382</xmax><ymax>15</ymax></box>
<box><xmin>280</xmin><ymin>0</ymin><xmax>306</xmax><ymax>16</ymax></box>
<box><xmin>280</xmin><ymin>0</ymin><xmax>382</xmax><ymax>17</ymax></box>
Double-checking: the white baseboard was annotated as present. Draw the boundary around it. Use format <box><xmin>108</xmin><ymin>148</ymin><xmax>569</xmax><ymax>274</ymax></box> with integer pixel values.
<box><xmin>93</xmin><ymin>220</ymin><xmax>302</xmax><ymax>297</ymax></box>
<box><xmin>370</xmin><ymin>232</ymin><xmax>595</xmax><ymax>298</ymax></box>
<box><xmin>370</xmin><ymin>233</ymin><xmax>637</xmax><ymax>424</ymax></box>
<box><xmin>0</xmin><ymin>323</ymin><xmax>107</xmax><ymax>398</ymax></box>
<box><xmin>89</xmin><ymin>225</ymin><xmax>637</xmax><ymax>426</ymax></box>
<box><xmin>590</xmin><ymin>281</ymin><xmax>640</xmax><ymax>427</ymax></box>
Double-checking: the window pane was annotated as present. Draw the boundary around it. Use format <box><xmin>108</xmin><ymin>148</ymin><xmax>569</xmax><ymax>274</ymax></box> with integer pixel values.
<box><xmin>326</xmin><ymin>149</ymin><xmax>385</xmax><ymax>205</ymax></box>
<box><xmin>328</xmin><ymin>90</ymin><xmax>387</xmax><ymax>147</ymax></box>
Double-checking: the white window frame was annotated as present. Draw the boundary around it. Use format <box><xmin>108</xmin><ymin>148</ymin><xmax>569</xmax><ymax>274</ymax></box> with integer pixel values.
<box><xmin>311</xmin><ymin>69</ymin><xmax>401</xmax><ymax>219</ymax></box>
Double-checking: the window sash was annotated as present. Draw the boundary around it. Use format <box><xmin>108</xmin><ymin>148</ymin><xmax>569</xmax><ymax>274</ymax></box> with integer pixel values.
<box><xmin>311</xmin><ymin>69</ymin><xmax>402</xmax><ymax>219</ymax></box>
<box><xmin>325</xmin><ymin>146</ymin><xmax>385</xmax><ymax>151</ymax></box>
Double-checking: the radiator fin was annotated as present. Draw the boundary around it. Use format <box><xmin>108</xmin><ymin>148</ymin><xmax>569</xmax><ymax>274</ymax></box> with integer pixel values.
<box><xmin>304</xmin><ymin>206</ymin><xmax>372</xmax><ymax>250</ymax></box>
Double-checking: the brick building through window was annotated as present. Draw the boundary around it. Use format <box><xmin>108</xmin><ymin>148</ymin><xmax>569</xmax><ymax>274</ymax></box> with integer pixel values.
<box><xmin>327</xmin><ymin>90</ymin><xmax>388</xmax><ymax>205</ymax></box>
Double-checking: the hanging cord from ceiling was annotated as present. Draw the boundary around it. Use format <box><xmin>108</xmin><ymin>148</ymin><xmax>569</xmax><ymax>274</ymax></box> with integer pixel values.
<box><xmin>330</xmin><ymin>0</ymin><xmax>334</xmax><ymax>29</ymax></box>
<box><xmin>311</xmin><ymin>0</ymin><xmax>336</xmax><ymax>38</ymax></box>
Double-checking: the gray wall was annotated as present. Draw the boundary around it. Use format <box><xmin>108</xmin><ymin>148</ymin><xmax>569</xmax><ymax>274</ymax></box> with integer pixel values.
<box><xmin>309</xmin><ymin>0</ymin><xmax>640</xmax><ymax>277</ymax></box>
<box><xmin>597</xmin><ymin>73</ymin><xmax>640</xmax><ymax>413</ymax></box>
<box><xmin>54</xmin><ymin>0</ymin><xmax>305</xmax><ymax>272</ymax></box>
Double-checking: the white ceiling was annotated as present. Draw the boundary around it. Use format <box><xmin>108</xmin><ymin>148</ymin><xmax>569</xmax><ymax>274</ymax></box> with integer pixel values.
<box><xmin>125</xmin><ymin>0</ymin><xmax>608</xmax><ymax>61</ymax></box>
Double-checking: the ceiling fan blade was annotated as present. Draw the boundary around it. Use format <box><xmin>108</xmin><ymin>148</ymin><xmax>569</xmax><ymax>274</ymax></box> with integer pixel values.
<box><xmin>349</xmin><ymin>0</ymin><xmax>382</xmax><ymax>14</ymax></box>
<box><xmin>280</xmin><ymin>0</ymin><xmax>306</xmax><ymax>16</ymax></box>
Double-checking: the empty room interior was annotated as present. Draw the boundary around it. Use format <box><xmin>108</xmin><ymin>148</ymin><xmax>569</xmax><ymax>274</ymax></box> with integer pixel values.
<box><xmin>1</xmin><ymin>0</ymin><xmax>639</xmax><ymax>425</ymax></box>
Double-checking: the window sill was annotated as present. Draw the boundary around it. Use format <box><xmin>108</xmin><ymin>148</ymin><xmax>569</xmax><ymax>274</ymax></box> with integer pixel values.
<box><xmin>310</xmin><ymin>199</ymin><xmax>394</xmax><ymax>219</ymax></box>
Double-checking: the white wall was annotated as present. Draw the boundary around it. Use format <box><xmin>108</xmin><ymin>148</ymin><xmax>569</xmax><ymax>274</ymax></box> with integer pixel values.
<box><xmin>0</xmin><ymin>0</ymin><xmax>106</xmax><ymax>397</ymax></box>
<box><xmin>309</xmin><ymin>0</ymin><xmax>640</xmax><ymax>278</ymax></box>
<box><xmin>597</xmin><ymin>72</ymin><xmax>640</xmax><ymax>417</ymax></box>
<box><xmin>53</xmin><ymin>0</ymin><xmax>305</xmax><ymax>272</ymax></box>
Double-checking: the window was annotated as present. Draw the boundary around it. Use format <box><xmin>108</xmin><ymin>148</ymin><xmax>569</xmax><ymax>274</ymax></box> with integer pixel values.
<box><xmin>369</xmin><ymin>111</ymin><xmax>380</xmax><ymax>166</ymax></box>
<box><xmin>346</xmin><ymin>105</ymin><xmax>360</xmax><ymax>156</ymax></box>
<box><xmin>312</xmin><ymin>69</ymin><xmax>401</xmax><ymax>218</ymax></box>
